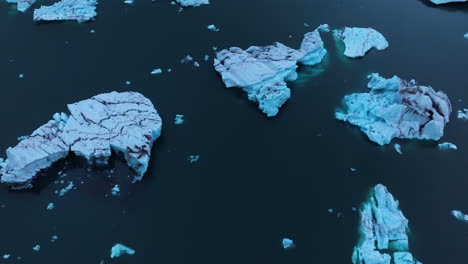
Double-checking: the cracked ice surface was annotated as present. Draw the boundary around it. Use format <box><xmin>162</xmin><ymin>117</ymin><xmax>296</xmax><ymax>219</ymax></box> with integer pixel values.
<box><xmin>0</xmin><ymin>92</ymin><xmax>162</xmax><ymax>189</ymax></box>
<box><xmin>352</xmin><ymin>184</ymin><xmax>422</xmax><ymax>264</ymax></box>
<box><xmin>33</xmin><ymin>0</ymin><xmax>97</xmax><ymax>22</ymax></box>
<box><xmin>214</xmin><ymin>25</ymin><xmax>328</xmax><ymax>117</ymax></box>
<box><xmin>333</xmin><ymin>27</ymin><xmax>389</xmax><ymax>58</ymax></box>
<box><xmin>336</xmin><ymin>73</ymin><xmax>451</xmax><ymax>145</ymax></box>
<box><xmin>176</xmin><ymin>0</ymin><xmax>209</xmax><ymax>7</ymax></box>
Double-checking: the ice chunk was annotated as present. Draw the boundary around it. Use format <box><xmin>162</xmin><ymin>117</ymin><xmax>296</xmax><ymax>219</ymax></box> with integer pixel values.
<box><xmin>51</xmin><ymin>235</ymin><xmax>58</xmax><ymax>242</ymax></box>
<box><xmin>207</xmin><ymin>24</ymin><xmax>219</xmax><ymax>32</ymax></box>
<box><xmin>174</xmin><ymin>114</ymin><xmax>184</xmax><ymax>125</ymax></box>
<box><xmin>181</xmin><ymin>55</ymin><xmax>193</xmax><ymax>64</ymax></box>
<box><xmin>33</xmin><ymin>0</ymin><xmax>98</xmax><ymax>22</ymax></box>
<box><xmin>282</xmin><ymin>238</ymin><xmax>295</xmax><ymax>249</ymax></box>
<box><xmin>457</xmin><ymin>109</ymin><xmax>468</xmax><ymax>120</ymax></box>
<box><xmin>111</xmin><ymin>185</ymin><xmax>120</xmax><ymax>196</ymax></box>
<box><xmin>336</xmin><ymin>73</ymin><xmax>451</xmax><ymax>145</ymax></box>
<box><xmin>429</xmin><ymin>0</ymin><xmax>467</xmax><ymax>4</ymax></box>
<box><xmin>394</xmin><ymin>143</ymin><xmax>403</xmax><ymax>155</ymax></box>
<box><xmin>18</xmin><ymin>74</ymin><xmax>24</xmax><ymax>79</ymax></box>
<box><xmin>124</xmin><ymin>0</ymin><xmax>133</xmax><ymax>4</ymax></box>
<box><xmin>59</xmin><ymin>182</ymin><xmax>74</xmax><ymax>196</ymax></box>
<box><xmin>352</xmin><ymin>184</ymin><xmax>422</xmax><ymax>264</ymax></box>
<box><xmin>438</xmin><ymin>142</ymin><xmax>457</xmax><ymax>151</ymax></box>
<box><xmin>15</xmin><ymin>0</ymin><xmax>37</xmax><ymax>12</ymax></box>
<box><xmin>452</xmin><ymin>210</ymin><xmax>468</xmax><ymax>222</ymax></box>
<box><xmin>47</xmin><ymin>202</ymin><xmax>55</xmax><ymax>210</ymax></box>
<box><xmin>214</xmin><ymin>25</ymin><xmax>327</xmax><ymax>117</ymax></box>
<box><xmin>2</xmin><ymin>254</ymin><xmax>10</xmax><ymax>259</ymax></box>
<box><xmin>333</xmin><ymin>27</ymin><xmax>389</xmax><ymax>58</ymax></box>
<box><xmin>194</xmin><ymin>61</ymin><xmax>200</xmax><ymax>67</ymax></box>
<box><xmin>464</xmin><ymin>33</ymin><xmax>468</xmax><ymax>39</ymax></box>
<box><xmin>32</xmin><ymin>245</ymin><xmax>41</xmax><ymax>251</ymax></box>
<box><xmin>187</xmin><ymin>155</ymin><xmax>199</xmax><ymax>163</ymax></box>
<box><xmin>110</xmin><ymin>243</ymin><xmax>135</xmax><ymax>258</ymax></box>
<box><xmin>176</xmin><ymin>0</ymin><xmax>209</xmax><ymax>7</ymax></box>
<box><xmin>0</xmin><ymin>92</ymin><xmax>162</xmax><ymax>189</ymax></box>
<box><xmin>151</xmin><ymin>69</ymin><xmax>162</xmax><ymax>75</ymax></box>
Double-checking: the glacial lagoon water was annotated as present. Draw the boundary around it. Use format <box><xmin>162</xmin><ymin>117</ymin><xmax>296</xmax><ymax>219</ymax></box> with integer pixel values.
<box><xmin>0</xmin><ymin>0</ymin><xmax>467</xmax><ymax>263</ymax></box>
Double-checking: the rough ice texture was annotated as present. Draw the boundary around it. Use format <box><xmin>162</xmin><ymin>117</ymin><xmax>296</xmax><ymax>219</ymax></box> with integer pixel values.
<box><xmin>333</xmin><ymin>27</ymin><xmax>389</xmax><ymax>58</ymax></box>
<box><xmin>110</xmin><ymin>243</ymin><xmax>135</xmax><ymax>258</ymax></box>
<box><xmin>214</xmin><ymin>25</ymin><xmax>328</xmax><ymax>117</ymax></box>
<box><xmin>457</xmin><ymin>109</ymin><xmax>468</xmax><ymax>120</ymax></box>
<box><xmin>438</xmin><ymin>142</ymin><xmax>457</xmax><ymax>150</ymax></box>
<box><xmin>451</xmin><ymin>210</ymin><xmax>468</xmax><ymax>222</ymax></box>
<box><xmin>176</xmin><ymin>0</ymin><xmax>208</xmax><ymax>7</ymax></box>
<box><xmin>336</xmin><ymin>73</ymin><xmax>451</xmax><ymax>145</ymax></box>
<box><xmin>429</xmin><ymin>0</ymin><xmax>467</xmax><ymax>4</ymax></box>
<box><xmin>33</xmin><ymin>0</ymin><xmax>97</xmax><ymax>22</ymax></box>
<box><xmin>352</xmin><ymin>184</ymin><xmax>422</xmax><ymax>264</ymax></box>
<box><xmin>0</xmin><ymin>91</ymin><xmax>162</xmax><ymax>189</ymax></box>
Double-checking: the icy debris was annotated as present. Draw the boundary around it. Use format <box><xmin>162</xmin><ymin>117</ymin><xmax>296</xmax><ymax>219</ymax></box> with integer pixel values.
<box><xmin>187</xmin><ymin>155</ymin><xmax>199</xmax><ymax>163</ymax></box>
<box><xmin>207</xmin><ymin>24</ymin><xmax>219</xmax><ymax>32</ymax></box>
<box><xmin>110</xmin><ymin>243</ymin><xmax>135</xmax><ymax>258</ymax></box>
<box><xmin>451</xmin><ymin>210</ymin><xmax>468</xmax><ymax>222</ymax></box>
<box><xmin>304</xmin><ymin>23</ymin><xmax>310</xmax><ymax>27</ymax></box>
<box><xmin>125</xmin><ymin>81</ymin><xmax>131</xmax><ymax>85</ymax></box>
<box><xmin>350</xmin><ymin>168</ymin><xmax>357</xmax><ymax>172</ymax></box>
<box><xmin>464</xmin><ymin>33</ymin><xmax>468</xmax><ymax>39</ymax></box>
<box><xmin>18</xmin><ymin>74</ymin><xmax>24</xmax><ymax>79</ymax></box>
<box><xmin>438</xmin><ymin>142</ymin><xmax>457</xmax><ymax>151</ymax></box>
<box><xmin>32</xmin><ymin>245</ymin><xmax>41</xmax><ymax>252</ymax></box>
<box><xmin>3</xmin><ymin>254</ymin><xmax>10</xmax><ymax>259</ymax></box>
<box><xmin>90</xmin><ymin>29</ymin><xmax>95</xmax><ymax>33</ymax></box>
<box><xmin>47</xmin><ymin>202</ymin><xmax>55</xmax><ymax>210</ymax></box>
<box><xmin>176</xmin><ymin>0</ymin><xmax>209</xmax><ymax>7</ymax></box>
<box><xmin>51</xmin><ymin>235</ymin><xmax>58</xmax><ymax>242</ymax></box>
<box><xmin>124</xmin><ymin>0</ymin><xmax>133</xmax><ymax>4</ymax></box>
<box><xmin>328</xmin><ymin>208</ymin><xmax>334</xmax><ymax>213</ymax></box>
<box><xmin>59</xmin><ymin>182</ymin><xmax>74</xmax><ymax>196</ymax></box>
<box><xmin>0</xmin><ymin>92</ymin><xmax>162</xmax><ymax>189</ymax></box>
<box><xmin>394</xmin><ymin>143</ymin><xmax>403</xmax><ymax>155</ymax></box>
<box><xmin>333</xmin><ymin>27</ymin><xmax>388</xmax><ymax>58</ymax></box>
<box><xmin>352</xmin><ymin>184</ymin><xmax>422</xmax><ymax>264</ymax></box>
<box><xmin>457</xmin><ymin>109</ymin><xmax>468</xmax><ymax>120</ymax></box>
<box><xmin>8</xmin><ymin>0</ymin><xmax>38</xmax><ymax>12</ymax></box>
<box><xmin>151</xmin><ymin>69</ymin><xmax>162</xmax><ymax>75</ymax></box>
<box><xmin>429</xmin><ymin>0</ymin><xmax>467</xmax><ymax>4</ymax></box>
<box><xmin>282</xmin><ymin>238</ymin><xmax>295</xmax><ymax>249</ymax></box>
<box><xmin>336</xmin><ymin>73</ymin><xmax>451</xmax><ymax>145</ymax></box>
<box><xmin>194</xmin><ymin>61</ymin><xmax>200</xmax><ymax>67</ymax></box>
<box><xmin>174</xmin><ymin>114</ymin><xmax>184</xmax><ymax>125</ymax></box>
<box><xmin>18</xmin><ymin>135</ymin><xmax>29</xmax><ymax>141</ymax></box>
<box><xmin>33</xmin><ymin>0</ymin><xmax>98</xmax><ymax>22</ymax></box>
<box><xmin>204</xmin><ymin>55</ymin><xmax>210</xmax><ymax>61</ymax></box>
<box><xmin>111</xmin><ymin>185</ymin><xmax>120</xmax><ymax>196</ymax></box>
<box><xmin>214</xmin><ymin>25</ymin><xmax>328</xmax><ymax>117</ymax></box>
<box><xmin>181</xmin><ymin>55</ymin><xmax>193</xmax><ymax>64</ymax></box>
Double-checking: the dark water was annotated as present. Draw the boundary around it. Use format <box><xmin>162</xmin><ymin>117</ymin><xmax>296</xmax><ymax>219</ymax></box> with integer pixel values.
<box><xmin>0</xmin><ymin>0</ymin><xmax>467</xmax><ymax>263</ymax></box>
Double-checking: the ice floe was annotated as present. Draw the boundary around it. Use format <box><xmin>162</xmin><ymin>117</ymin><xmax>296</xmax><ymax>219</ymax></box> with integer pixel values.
<box><xmin>174</xmin><ymin>114</ymin><xmax>184</xmax><ymax>125</ymax></box>
<box><xmin>0</xmin><ymin>92</ymin><xmax>162</xmax><ymax>189</ymax></box>
<box><xmin>457</xmin><ymin>109</ymin><xmax>468</xmax><ymax>120</ymax></box>
<box><xmin>47</xmin><ymin>202</ymin><xmax>55</xmax><ymax>210</ymax></box>
<box><xmin>352</xmin><ymin>184</ymin><xmax>422</xmax><ymax>264</ymax></box>
<box><xmin>336</xmin><ymin>73</ymin><xmax>451</xmax><ymax>145</ymax></box>
<box><xmin>32</xmin><ymin>245</ymin><xmax>41</xmax><ymax>252</ymax></box>
<box><xmin>110</xmin><ymin>243</ymin><xmax>135</xmax><ymax>258</ymax></box>
<box><xmin>333</xmin><ymin>27</ymin><xmax>388</xmax><ymax>58</ymax></box>
<box><xmin>214</xmin><ymin>25</ymin><xmax>328</xmax><ymax>117</ymax></box>
<box><xmin>282</xmin><ymin>238</ymin><xmax>295</xmax><ymax>249</ymax></box>
<box><xmin>111</xmin><ymin>184</ymin><xmax>120</xmax><ymax>196</ymax></box>
<box><xmin>33</xmin><ymin>0</ymin><xmax>97</xmax><ymax>22</ymax></box>
<box><xmin>438</xmin><ymin>142</ymin><xmax>457</xmax><ymax>150</ymax></box>
<box><xmin>429</xmin><ymin>0</ymin><xmax>467</xmax><ymax>4</ymax></box>
<box><xmin>207</xmin><ymin>24</ymin><xmax>219</xmax><ymax>32</ymax></box>
<box><xmin>451</xmin><ymin>210</ymin><xmax>468</xmax><ymax>222</ymax></box>
<box><xmin>176</xmin><ymin>0</ymin><xmax>209</xmax><ymax>7</ymax></box>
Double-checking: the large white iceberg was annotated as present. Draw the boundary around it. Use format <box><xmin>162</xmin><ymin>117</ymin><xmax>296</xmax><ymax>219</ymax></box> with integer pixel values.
<box><xmin>0</xmin><ymin>91</ymin><xmax>162</xmax><ymax>189</ymax></box>
<box><xmin>176</xmin><ymin>0</ymin><xmax>209</xmax><ymax>7</ymax></box>
<box><xmin>33</xmin><ymin>0</ymin><xmax>97</xmax><ymax>22</ymax></box>
<box><xmin>214</xmin><ymin>25</ymin><xmax>328</xmax><ymax>117</ymax></box>
<box><xmin>352</xmin><ymin>184</ymin><xmax>423</xmax><ymax>264</ymax></box>
<box><xmin>333</xmin><ymin>27</ymin><xmax>389</xmax><ymax>58</ymax></box>
<box><xmin>336</xmin><ymin>73</ymin><xmax>451</xmax><ymax>145</ymax></box>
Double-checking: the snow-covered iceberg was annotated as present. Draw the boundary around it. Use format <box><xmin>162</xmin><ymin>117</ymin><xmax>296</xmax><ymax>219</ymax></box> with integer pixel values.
<box><xmin>0</xmin><ymin>91</ymin><xmax>162</xmax><ymax>189</ymax></box>
<box><xmin>352</xmin><ymin>184</ymin><xmax>423</xmax><ymax>264</ymax></box>
<box><xmin>33</xmin><ymin>0</ymin><xmax>97</xmax><ymax>22</ymax></box>
<box><xmin>336</xmin><ymin>73</ymin><xmax>451</xmax><ymax>145</ymax></box>
<box><xmin>214</xmin><ymin>25</ymin><xmax>328</xmax><ymax>117</ymax></box>
<box><xmin>176</xmin><ymin>0</ymin><xmax>209</xmax><ymax>7</ymax></box>
<box><xmin>333</xmin><ymin>27</ymin><xmax>389</xmax><ymax>58</ymax></box>
<box><xmin>429</xmin><ymin>0</ymin><xmax>467</xmax><ymax>4</ymax></box>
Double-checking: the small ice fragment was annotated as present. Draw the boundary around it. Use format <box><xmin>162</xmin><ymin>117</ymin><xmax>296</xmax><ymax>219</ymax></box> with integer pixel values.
<box><xmin>174</xmin><ymin>114</ymin><xmax>184</xmax><ymax>125</ymax></box>
<box><xmin>452</xmin><ymin>210</ymin><xmax>468</xmax><ymax>222</ymax></box>
<box><xmin>304</xmin><ymin>23</ymin><xmax>310</xmax><ymax>27</ymax></box>
<box><xmin>47</xmin><ymin>202</ymin><xmax>55</xmax><ymax>210</ymax></box>
<box><xmin>90</xmin><ymin>30</ymin><xmax>95</xmax><ymax>33</ymax></box>
<box><xmin>318</xmin><ymin>24</ymin><xmax>330</xmax><ymax>32</ymax></box>
<box><xmin>350</xmin><ymin>168</ymin><xmax>357</xmax><ymax>172</ymax></box>
<box><xmin>394</xmin><ymin>143</ymin><xmax>403</xmax><ymax>155</ymax></box>
<box><xmin>32</xmin><ymin>245</ymin><xmax>41</xmax><ymax>251</ymax></box>
<box><xmin>207</xmin><ymin>24</ymin><xmax>219</xmax><ymax>32</ymax></box>
<box><xmin>171</xmin><ymin>1</ymin><xmax>176</xmax><ymax>5</ymax></box>
<box><xmin>151</xmin><ymin>69</ymin><xmax>162</xmax><ymax>75</ymax></box>
<box><xmin>328</xmin><ymin>208</ymin><xmax>334</xmax><ymax>213</ymax></box>
<box><xmin>125</xmin><ymin>81</ymin><xmax>131</xmax><ymax>85</ymax></box>
<box><xmin>3</xmin><ymin>254</ymin><xmax>10</xmax><ymax>259</ymax></box>
<box><xmin>333</xmin><ymin>27</ymin><xmax>388</xmax><ymax>58</ymax></box>
<box><xmin>51</xmin><ymin>235</ymin><xmax>58</xmax><ymax>242</ymax></box>
<box><xmin>204</xmin><ymin>55</ymin><xmax>209</xmax><ymax>61</ymax></box>
<box><xmin>282</xmin><ymin>238</ymin><xmax>295</xmax><ymax>249</ymax></box>
<box><xmin>110</xmin><ymin>243</ymin><xmax>135</xmax><ymax>258</ymax></box>
<box><xmin>176</xmin><ymin>0</ymin><xmax>209</xmax><ymax>7</ymax></box>
<box><xmin>181</xmin><ymin>55</ymin><xmax>193</xmax><ymax>64</ymax></box>
<box><xmin>194</xmin><ymin>61</ymin><xmax>200</xmax><ymax>67</ymax></box>
<box><xmin>438</xmin><ymin>142</ymin><xmax>457</xmax><ymax>151</ymax></box>
<box><xmin>59</xmin><ymin>182</ymin><xmax>74</xmax><ymax>196</ymax></box>
<box><xmin>464</xmin><ymin>33</ymin><xmax>468</xmax><ymax>39</ymax></box>
<box><xmin>457</xmin><ymin>109</ymin><xmax>468</xmax><ymax>120</ymax></box>
<box><xmin>212</xmin><ymin>46</ymin><xmax>217</xmax><ymax>51</ymax></box>
<box><xmin>18</xmin><ymin>135</ymin><xmax>29</xmax><ymax>141</ymax></box>
<box><xmin>111</xmin><ymin>185</ymin><xmax>120</xmax><ymax>196</ymax></box>
<box><xmin>18</xmin><ymin>74</ymin><xmax>24</xmax><ymax>79</ymax></box>
<box><xmin>167</xmin><ymin>69</ymin><xmax>172</xmax><ymax>72</ymax></box>
<box><xmin>187</xmin><ymin>155</ymin><xmax>199</xmax><ymax>163</ymax></box>
<box><xmin>124</xmin><ymin>0</ymin><xmax>133</xmax><ymax>4</ymax></box>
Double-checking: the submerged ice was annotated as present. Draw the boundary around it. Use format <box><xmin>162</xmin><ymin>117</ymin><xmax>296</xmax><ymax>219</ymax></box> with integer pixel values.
<box><xmin>33</xmin><ymin>0</ymin><xmax>97</xmax><ymax>22</ymax></box>
<box><xmin>214</xmin><ymin>25</ymin><xmax>328</xmax><ymax>117</ymax></box>
<box><xmin>352</xmin><ymin>184</ymin><xmax>422</xmax><ymax>264</ymax></box>
<box><xmin>336</xmin><ymin>73</ymin><xmax>451</xmax><ymax>145</ymax></box>
<box><xmin>0</xmin><ymin>91</ymin><xmax>162</xmax><ymax>189</ymax></box>
<box><xmin>333</xmin><ymin>27</ymin><xmax>389</xmax><ymax>58</ymax></box>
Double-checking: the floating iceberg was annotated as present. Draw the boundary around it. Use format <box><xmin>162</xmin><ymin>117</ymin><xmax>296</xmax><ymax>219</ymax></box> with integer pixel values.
<box><xmin>457</xmin><ymin>109</ymin><xmax>468</xmax><ymax>120</ymax></box>
<box><xmin>207</xmin><ymin>24</ymin><xmax>219</xmax><ymax>32</ymax></box>
<box><xmin>174</xmin><ymin>114</ymin><xmax>184</xmax><ymax>125</ymax></box>
<box><xmin>429</xmin><ymin>0</ymin><xmax>467</xmax><ymax>4</ymax></box>
<box><xmin>32</xmin><ymin>245</ymin><xmax>41</xmax><ymax>252</ymax></box>
<box><xmin>438</xmin><ymin>142</ymin><xmax>457</xmax><ymax>150</ymax></box>
<box><xmin>282</xmin><ymin>238</ymin><xmax>295</xmax><ymax>249</ymax></box>
<box><xmin>0</xmin><ymin>91</ymin><xmax>162</xmax><ymax>189</ymax></box>
<box><xmin>111</xmin><ymin>184</ymin><xmax>120</xmax><ymax>196</ymax></box>
<box><xmin>336</xmin><ymin>73</ymin><xmax>451</xmax><ymax>145</ymax></box>
<box><xmin>46</xmin><ymin>202</ymin><xmax>55</xmax><ymax>210</ymax></box>
<box><xmin>333</xmin><ymin>27</ymin><xmax>389</xmax><ymax>58</ymax></box>
<box><xmin>110</xmin><ymin>243</ymin><xmax>135</xmax><ymax>258</ymax></box>
<box><xmin>464</xmin><ymin>33</ymin><xmax>468</xmax><ymax>39</ymax></box>
<box><xmin>451</xmin><ymin>210</ymin><xmax>468</xmax><ymax>222</ymax></box>
<box><xmin>151</xmin><ymin>69</ymin><xmax>162</xmax><ymax>75</ymax></box>
<box><xmin>214</xmin><ymin>25</ymin><xmax>328</xmax><ymax>117</ymax></box>
<box><xmin>176</xmin><ymin>0</ymin><xmax>209</xmax><ymax>7</ymax></box>
<box><xmin>33</xmin><ymin>0</ymin><xmax>97</xmax><ymax>22</ymax></box>
<box><xmin>394</xmin><ymin>143</ymin><xmax>403</xmax><ymax>155</ymax></box>
<box><xmin>352</xmin><ymin>184</ymin><xmax>423</xmax><ymax>264</ymax></box>
<box><xmin>187</xmin><ymin>155</ymin><xmax>199</xmax><ymax>163</ymax></box>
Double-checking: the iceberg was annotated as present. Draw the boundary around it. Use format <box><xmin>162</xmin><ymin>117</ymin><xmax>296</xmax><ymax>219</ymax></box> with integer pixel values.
<box><xmin>451</xmin><ymin>210</ymin><xmax>468</xmax><ymax>222</ymax></box>
<box><xmin>2</xmin><ymin>254</ymin><xmax>10</xmax><ymax>259</ymax></box>
<box><xmin>110</xmin><ymin>243</ymin><xmax>135</xmax><ymax>258</ymax></box>
<box><xmin>32</xmin><ymin>245</ymin><xmax>41</xmax><ymax>252</ymax></box>
<box><xmin>111</xmin><ymin>184</ymin><xmax>120</xmax><ymax>196</ymax></box>
<box><xmin>187</xmin><ymin>155</ymin><xmax>199</xmax><ymax>163</ymax></box>
<box><xmin>174</xmin><ymin>114</ymin><xmax>184</xmax><ymax>125</ymax></box>
<box><xmin>176</xmin><ymin>0</ymin><xmax>209</xmax><ymax>7</ymax></box>
<box><xmin>58</xmin><ymin>182</ymin><xmax>74</xmax><ymax>196</ymax></box>
<box><xmin>151</xmin><ymin>69</ymin><xmax>162</xmax><ymax>75</ymax></box>
<box><xmin>214</xmin><ymin>25</ymin><xmax>328</xmax><ymax>117</ymax></box>
<box><xmin>429</xmin><ymin>0</ymin><xmax>467</xmax><ymax>4</ymax></box>
<box><xmin>0</xmin><ymin>91</ymin><xmax>162</xmax><ymax>189</ymax></box>
<box><xmin>394</xmin><ymin>143</ymin><xmax>403</xmax><ymax>155</ymax></box>
<box><xmin>464</xmin><ymin>33</ymin><xmax>468</xmax><ymax>39</ymax></box>
<box><xmin>46</xmin><ymin>202</ymin><xmax>55</xmax><ymax>210</ymax></box>
<box><xmin>438</xmin><ymin>142</ymin><xmax>457</xmax><ymax>150</ymax></box>
<box><xmin>282</xmin><ymin>238</ymin><xmax>295</xmax><ymax>249</ymax></box>
<box><xmin>352</xmin><ymin>184</ymin><xmax>423</xmax><ymax>264</ymax></box>
<box><xmin>336</xmin><ymin>73</ymin><xmax>451</xmax><ymax>145</ymax></box>
<box><xmin>33</xmin><ymin>0</ymin><xmax>97</xmax><ymax>22</ymax></box>
<box><xmin>333</xmin><ymin>27</ymin><xmax>389</xmax><ymax>58</ymax></box>
<box><xmin>457</xmin><ymin>109</ymin><xmax>468</xmax><ymax>120</ymax></box>
<box><xmin>207</xmin><ymin>24</ymin><xmax>219</xmax><ymax>32</ymax></box>
<box><xmin>8</xmin><ymin>0</ymin><xmax>38</xmax><ymax>12</ymax></box>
